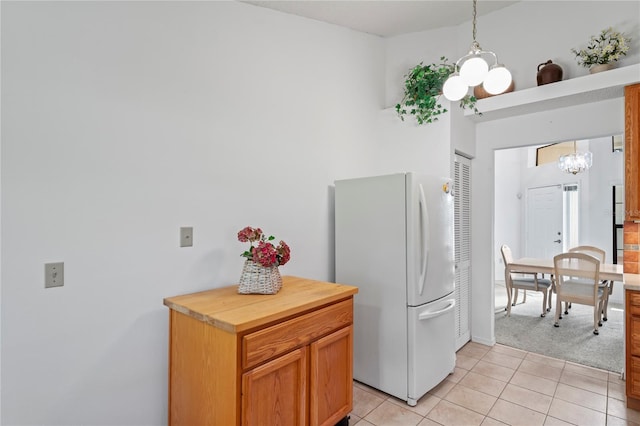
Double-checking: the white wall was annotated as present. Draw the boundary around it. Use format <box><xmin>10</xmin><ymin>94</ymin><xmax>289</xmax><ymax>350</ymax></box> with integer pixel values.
<box><xmin>2</xmin><ymin>0</ymin><xmax>639</xmax><ymax>423</ymax></box>
<box><xmin>494</xmin><ymin>147</ymin><xmax>524</xmax><ymax>276</ymax></box>
<box><xmin>0</xmin><ymin>2</ymin><xmax>390</xmax><ymax>424</ymax></box>
<box><xmin>587</xmin><ymin>137</ymin><xmax>626</xmax><ymax>261</ymax></box>
<box><xmin>0</xmin><ymin>1</ymin><xmax>461</xmax><ymax>424</ymax></box>
<box><xmin>369</xmin><ymin>108</ymin><xmax>452</xmax><ymax>178</ymax></box>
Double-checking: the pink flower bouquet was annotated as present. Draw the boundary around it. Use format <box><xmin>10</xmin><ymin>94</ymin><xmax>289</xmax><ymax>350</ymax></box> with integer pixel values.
<box><xmin>237</xmin><ymin>226</ymin><xmax>291</xmax><ymax>268</ymax></box>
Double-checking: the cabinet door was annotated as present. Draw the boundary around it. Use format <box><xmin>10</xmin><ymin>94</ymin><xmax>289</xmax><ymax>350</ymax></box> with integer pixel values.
<box><xmin>629</xmin><ymin>355</ymin><xmax>640</xmax><ymax>399</ymax></box>
<box><xmin>625</xmin><ymin>83</ymin><xmax>640</xmax><ymax>221</ymax></box>
<box><xmin>627</xmin><ymin>290</ymin><xmax>640</xmax><ymax>407</ymax></box>
<box><xmin>629</xmin><ymin>292</ymin><xmax>640</xmax><ymax>357</ymax></box>
<box><xmin>242</xmin><ymin>347</ymin><xmax>307</xmax><ymax>426</ymax></box>
<box><xmin>309</xmin><ymin>326</ymin><xmax>353</xmax><ymax>426</ymax></box>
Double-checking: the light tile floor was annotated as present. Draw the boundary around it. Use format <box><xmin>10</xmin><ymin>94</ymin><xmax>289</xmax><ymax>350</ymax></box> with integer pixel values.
<box><xmin>349</xmin><ymin>342</ymin><xmax>638</xmax><ymax>426</ymax></box>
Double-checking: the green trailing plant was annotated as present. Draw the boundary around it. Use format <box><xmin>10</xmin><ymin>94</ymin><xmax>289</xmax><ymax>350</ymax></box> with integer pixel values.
<box><xmin>395</xmin><ymin>57</ymin><xmax>479</xmax><ymax>125</ymax></box>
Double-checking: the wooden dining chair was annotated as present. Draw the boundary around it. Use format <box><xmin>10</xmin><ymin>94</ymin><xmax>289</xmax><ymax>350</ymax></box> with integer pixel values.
<box><xmin>567</xmin><ymin>245</ymin><xmax>612</xmax><ymax>321</ymax></box>
<box><xmin>553</xmin><ymin>252</ymin><xmax>607</xmax><ymax>335</ymax></box>
<box><xmin>500</xmin><ymin>244</ymin><xmax>553</xmax><ymax>317</ymax></box>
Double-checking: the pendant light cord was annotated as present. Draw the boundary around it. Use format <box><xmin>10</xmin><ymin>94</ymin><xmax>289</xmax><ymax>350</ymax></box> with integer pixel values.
<box><xmin>472</xmin><ymin>0</ymin><xmax>477</xmax><ymax>42</ymax></box>
<box><xmin>443</xmin><ymin>0</ymin><xmax>512</xmax><ymax>100</ymax></box>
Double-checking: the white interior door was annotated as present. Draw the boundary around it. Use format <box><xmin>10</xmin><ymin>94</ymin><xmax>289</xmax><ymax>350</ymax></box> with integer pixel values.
<box><xmin>526</xmin><ymin>185</ymin><xmax>563</xmax><ymax>259</ymax></box>
<box><xmin>454</xmin><ymin>155</ymin><xmax>471</xmax><ymax>351</ymax></box>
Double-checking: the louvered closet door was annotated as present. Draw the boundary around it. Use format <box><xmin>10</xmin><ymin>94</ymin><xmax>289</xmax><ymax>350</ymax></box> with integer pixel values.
<box><xmin>454</xmin><ymin>155</ymin><xmax>472</xmax><ymax>350</ymax></box>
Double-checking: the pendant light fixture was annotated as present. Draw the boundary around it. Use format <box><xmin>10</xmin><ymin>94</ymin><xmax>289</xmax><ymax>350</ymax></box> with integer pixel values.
<box><xmin>443</xmin><ymin>0</ymin><xmax>512</xmax><ymax>101</ymax></box>
<box><xmin>558</xmin><ymin>141</ymin><xmax>593</xmax><ymax>175</ymax></box>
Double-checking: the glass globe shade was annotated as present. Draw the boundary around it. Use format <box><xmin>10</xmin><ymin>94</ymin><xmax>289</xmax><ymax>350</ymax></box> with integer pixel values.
<box><xmin>483</xmin><ymin>66</ymin><xmax>512</xmax><ymax>94</ymax></box>
<box><xmin>459</xmin><ymin>56</ymin><xmax>489</xmax><ymax>87</ymax></box>
<box><xmin>442</xmin><ymin>74</ymin><xmax>468</xmax><ymax>101</ymax></box>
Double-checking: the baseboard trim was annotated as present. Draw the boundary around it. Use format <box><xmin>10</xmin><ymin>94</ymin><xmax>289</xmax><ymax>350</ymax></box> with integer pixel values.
<box><xmin>470</xmin><ymin>335</ymin><xmax>496</xmax><ymax>347</ymax></box>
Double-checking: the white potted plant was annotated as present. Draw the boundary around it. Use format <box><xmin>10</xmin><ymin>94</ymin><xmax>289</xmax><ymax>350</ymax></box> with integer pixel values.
<box><xmin>571</xmin><ymin>27</ymin><xmax>631</xmax><ymax>73</ymax></box>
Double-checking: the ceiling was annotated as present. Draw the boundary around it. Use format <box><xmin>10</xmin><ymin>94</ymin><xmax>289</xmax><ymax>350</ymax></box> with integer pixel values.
<box><xmin>242</xmin><ymin>1</ymin><xmax>520</xmax><ymax>37</ymax></box>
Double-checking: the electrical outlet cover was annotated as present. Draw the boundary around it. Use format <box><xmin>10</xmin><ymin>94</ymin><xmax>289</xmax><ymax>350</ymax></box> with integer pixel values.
<box><xmin>180</xmin><ymin>227</ymin><xmax>193</xmax><ymax>247</ymax></box>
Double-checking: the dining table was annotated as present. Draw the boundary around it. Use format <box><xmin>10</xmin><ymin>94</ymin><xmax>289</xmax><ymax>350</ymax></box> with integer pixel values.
<box><xmin>510</xmin><ymin>257</ymin><xmax>624</xmax><ymax>282</ymax></box>
<box><xmin>510</xmin><ymin>256</ymin><xmax>623</xmax><ymax>321</ymax></box>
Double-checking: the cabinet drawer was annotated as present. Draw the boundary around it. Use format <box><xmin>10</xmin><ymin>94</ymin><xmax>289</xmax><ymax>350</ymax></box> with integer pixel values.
<box><xmin>243</xmin><ymin>299</ymin><xmax>353</xmax><ymax>369</ymax></box>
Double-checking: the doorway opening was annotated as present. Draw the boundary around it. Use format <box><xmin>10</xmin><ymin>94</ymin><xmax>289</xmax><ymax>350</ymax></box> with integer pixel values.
<box><xmin>493</xmin><ymin>135</ymin><xmax>625</xmax><ymax>373</ymax></box>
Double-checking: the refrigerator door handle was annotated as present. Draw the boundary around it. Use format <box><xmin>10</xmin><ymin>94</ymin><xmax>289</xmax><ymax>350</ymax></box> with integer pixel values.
<box><xmin>418</xmin><ymin>299</ymin><xmax>456</xmax><ymax>320</ymax></box>
<box><xmin>418</xmin><ymin>183</ymin><xmax>429</xmax><ymax>296</ymax></box>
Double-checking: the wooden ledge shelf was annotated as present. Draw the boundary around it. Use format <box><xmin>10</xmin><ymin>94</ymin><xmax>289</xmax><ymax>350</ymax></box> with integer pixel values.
<box><xmin>465</xmin><ymin>64</ymin><xmax>640</xmax><ymax>122</ymax></box>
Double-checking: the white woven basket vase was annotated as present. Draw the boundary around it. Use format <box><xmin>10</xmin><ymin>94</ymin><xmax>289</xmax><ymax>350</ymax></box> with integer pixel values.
<box><xmin>238</xmin><ymin>260</ymin><xmax>283</xmax><ymax>294</ymax></box>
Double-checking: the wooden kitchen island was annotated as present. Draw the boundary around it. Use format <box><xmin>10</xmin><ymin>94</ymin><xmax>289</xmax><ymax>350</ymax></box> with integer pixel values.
<box><xmin>163</xmin><ymin>276</ymin><xmax>358</xmax><ymax>426</ymax></box>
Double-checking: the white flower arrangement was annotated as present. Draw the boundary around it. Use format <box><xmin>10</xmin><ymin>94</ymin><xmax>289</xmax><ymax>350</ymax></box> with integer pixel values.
<box><xmin>571</xmin><ymin>27</ymin><xmax>630</xmax><ymax>68</ymax></box>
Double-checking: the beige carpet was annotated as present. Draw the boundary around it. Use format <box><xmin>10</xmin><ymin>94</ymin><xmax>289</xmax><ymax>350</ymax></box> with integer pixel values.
<box><xmin>494</xmin><ymin>286</ymin><xmax>624</xmax><ymax>374</ymax></box>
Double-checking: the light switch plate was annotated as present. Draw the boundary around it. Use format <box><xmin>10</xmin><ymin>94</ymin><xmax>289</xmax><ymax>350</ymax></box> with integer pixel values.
<box><xmin>45</xmin><ymin>262</ymin><xmax>64</xmax><ymax>288</ymax></box>
<box><xmin>180</xmin><ymin>227</ymin><xmax>193</xmax><ymax>247</ymax></box>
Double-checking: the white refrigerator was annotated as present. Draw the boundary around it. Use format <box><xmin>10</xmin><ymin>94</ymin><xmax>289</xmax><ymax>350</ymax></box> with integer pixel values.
<box><xmin>335</xmin><ymin>172</ymin><xmax>456</xmax><ymax>406</ymax></box>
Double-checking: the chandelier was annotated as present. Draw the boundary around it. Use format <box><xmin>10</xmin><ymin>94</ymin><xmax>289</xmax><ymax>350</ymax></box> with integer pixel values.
<box><xmin>442</xmin><ymin>0</ymin><xmax>512</xmax><ymax>101</ymax></box>
<box><xmin>558</xmin><ymin>141</ymin><xmax>593</xmax><ymax>174</ymax></box>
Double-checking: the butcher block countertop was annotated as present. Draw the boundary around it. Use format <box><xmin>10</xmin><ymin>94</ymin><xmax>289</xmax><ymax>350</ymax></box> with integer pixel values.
<box><xmin>624</xmin><ymin>274</ymin><xmax>640</xmax><ymax>291</ymax></box>
<box><xmin>163</xmin><ymin>275</ymin><xmax>358</xmax><ymax>333</ymax></box>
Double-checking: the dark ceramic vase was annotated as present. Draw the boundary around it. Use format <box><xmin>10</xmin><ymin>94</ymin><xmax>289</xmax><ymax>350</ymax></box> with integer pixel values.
<box><xmin>537</xmin><ymin>60</ymin><xmax>563</xmax><ymax>86</ymax></box>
